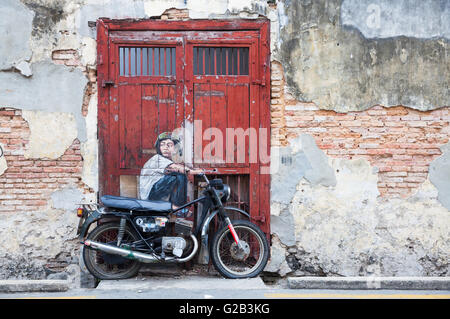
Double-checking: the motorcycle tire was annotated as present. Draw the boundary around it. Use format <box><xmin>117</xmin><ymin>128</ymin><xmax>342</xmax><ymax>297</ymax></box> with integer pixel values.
<box><xmin>210</xmin><ymin>219</ymin><xmax>269</xmax><ymax>279</ymax></box>
<box><xmin>83</xmin><ymin>222</ymin><xmax>141</xmax><ymax>280</ymax></box>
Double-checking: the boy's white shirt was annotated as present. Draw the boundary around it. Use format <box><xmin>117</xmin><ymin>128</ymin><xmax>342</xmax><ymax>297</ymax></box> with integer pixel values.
<box><xmin>139</xmin><ymin>154</ymin><xmax>173</xmax><ymax>200</ymax></box>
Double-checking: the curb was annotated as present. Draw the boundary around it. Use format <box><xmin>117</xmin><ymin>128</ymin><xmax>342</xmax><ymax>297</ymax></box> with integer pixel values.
<box><xmin>96</xmin><ymin>275</ymin><xmax>268</xmax><ymax>291</ymax></box>
<box><xmin>0</xmin><ymin>280</ymin><xmax>70</xmax><ymax>293</ymax></box>
<box><xmin>287</xmin><ymin>277</ymin><xmax>450</xmax><ymax>290</ymax></box>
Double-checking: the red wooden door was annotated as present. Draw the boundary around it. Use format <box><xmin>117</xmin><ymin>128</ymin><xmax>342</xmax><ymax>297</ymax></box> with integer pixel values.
<box><xmin>97</xmin><ymin>20</ymin><xmax>271</xmax><ymax>236</ymax></box>
<box><xmin>185</xmin><ymin>32</ymin><xmax>264</xmax><ymax>229</ymax></box>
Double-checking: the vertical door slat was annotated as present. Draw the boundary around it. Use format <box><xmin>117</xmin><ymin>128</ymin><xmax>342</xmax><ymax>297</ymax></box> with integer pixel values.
<box><xmin>141</xmin><ymin>85</ymin><xmax>159</xmax><ymax>160</ymax></box>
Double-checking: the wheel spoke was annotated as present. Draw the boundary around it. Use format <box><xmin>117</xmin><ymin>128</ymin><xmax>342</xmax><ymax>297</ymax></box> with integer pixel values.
<box><xmin>85</xmin><ymin>224</ymin><xmax>139</xmax><ymax>279</ymax></box>
<box><xmin>215</xmin><ymin>224</ymin><xmax>265</xmax><ymax>277</ymax></box>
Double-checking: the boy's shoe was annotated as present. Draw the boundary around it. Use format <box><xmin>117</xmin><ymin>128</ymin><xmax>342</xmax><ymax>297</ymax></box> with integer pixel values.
<box><xmin>175</xmin><ymin>208</ymin><xmax>192</xmax><ymax>218</ymax></box>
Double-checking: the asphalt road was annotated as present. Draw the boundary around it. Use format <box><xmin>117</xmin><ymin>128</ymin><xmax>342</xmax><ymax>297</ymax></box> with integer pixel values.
<box><xmin>1</xmin><ymin>288</ymin><xmax>448</xmax><ymax>299</ymax></box>
<box><xmin>0</xmin><ymin>276</ymin><xmax>447</xmax><ymax>318</ymax></box>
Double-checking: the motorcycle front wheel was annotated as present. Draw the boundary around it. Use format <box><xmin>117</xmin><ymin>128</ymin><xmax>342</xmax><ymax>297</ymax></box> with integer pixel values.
<box><xmin>210</xmin><ymin>220</ymin><xmax>269</xmax><ymax>279</ymax></box>
<box><xmin>83</xmin><ymin>222</ymin><xmax>141</xmax><ymax>280</ymax></box>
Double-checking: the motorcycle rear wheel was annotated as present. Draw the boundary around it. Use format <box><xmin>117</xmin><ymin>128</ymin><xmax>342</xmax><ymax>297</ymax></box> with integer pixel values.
<box><xmin>83</xmin><ymin>222</ymin><xmax>141</xmax><ymax>280</ymax></box>
<box><xmin>210</xmin><ymin>220</ymin><xmax>269</xmax><ymax>279</ymax></box>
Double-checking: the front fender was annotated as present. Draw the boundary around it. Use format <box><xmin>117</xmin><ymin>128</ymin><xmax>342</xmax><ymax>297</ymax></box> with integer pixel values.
<box><xmin>200</xmin><ymin>206</ymin><xmax>250</xmax><ymax>238</ymax></box>
<box><xmin>196</xmin><ymin>206</ymin><xmax>250</xmax><ymax>264</ymax></box>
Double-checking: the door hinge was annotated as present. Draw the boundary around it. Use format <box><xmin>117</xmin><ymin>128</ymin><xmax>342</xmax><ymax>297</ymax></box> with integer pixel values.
<box><xmin>102</xmin><ymin>80</ymin><xmax>115</xmax><ymax>87</ymax></box>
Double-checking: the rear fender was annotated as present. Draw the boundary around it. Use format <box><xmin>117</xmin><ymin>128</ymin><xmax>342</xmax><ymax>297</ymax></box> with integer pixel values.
<box><xmin>78</xmin><ymin>209</ymin><xmax>125</xmax><ymax>240</ymax></box>
<box><xmin>77</xmin><ymin>209</ymin><xmax>102</xmax><ymax>240</ymax></box>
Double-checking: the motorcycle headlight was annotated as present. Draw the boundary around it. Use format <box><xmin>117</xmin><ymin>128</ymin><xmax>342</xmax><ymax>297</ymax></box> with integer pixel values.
<box><xmin>222</xmin><ymin>184</ymin><xmax>231</xmax><ymax>202</ymax></box>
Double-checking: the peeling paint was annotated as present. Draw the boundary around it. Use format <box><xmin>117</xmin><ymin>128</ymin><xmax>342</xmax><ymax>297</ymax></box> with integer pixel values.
<box><xmin>341</xmin><ymin>0</ymin><xmax>450</xmax><ymax>40</ymax></box>
<box><xmin>277</xmin><ymin>0</ymin><xmax>450</xmax><ymax>112</ymax></box>
<box><xmin>0</xmin><ymin>0</ymin><xmax>34</xmax><ymax>71</ymax></box>
<box><xmin>51</xmin><ymin>187</ymin><xmax>84</xmax><ymax>211</ymax></box>
<box><xmin>77</xmin><ymin>0</ymin><xmax>147</xmax><ymax>37</ymax></box>
<box><xmin>270</xmin><ymin>209</ymin><xmax>296</xmax><ymax>247</ymax></box>
<box><xmin>0</xmin><ymin>0</ymin><xmax>448</xmax><ymax>280</ymax></box>
<box><xmin>80</xmin><ymin>91</ymin><xmax>98</xmax><ymax>192</ymax></box>
<box><xmin>22</xmin><ymin>110</ymin><xmax>78</xmax><ymax>159</ymax></box>
<box><xmin>270</xmin><ymin>133</ymin><xmax>336</xmax><ymax>248</ymax></box>
<box><xmin>0</xmin><ymin>208</ymin><xmax>80</xmax><ymax>279</ymax></box>
<box><xmin>264</xmin><ymin>236</ymin><xmax>293</xmax><ymax>276</ymax></box>
<box><xmin>0</xmin><ymin>143</ymin><xmax>7</xmax><ymax>176</ymax></box>
<box><xmin>14</xmin><ymin>61</ymin><xmax>33</xmax><ymax>77</ymax></box>
<box><xmin>429</xmin><ymin>142</ymin><xmax>450</xmax><ymax>210</ymax></box>
<box><xmin>290</xmin><ymin>170</ymin><xmax>449</xmax><ymax>276</ymax></box>
<box><xmin>0</xmin><ymin>61</ymin><xmax>88</xmax><ymax>142</ymax></box>
<box><xmin>80</xmin><ymin>37</ymin><xmax>97</xmax><ymax>67</ymax></box>
<box><xmin>270</xmin><ymin>133</ymin><xmax>449</xmax><ymax>276</ymax></box>
<box><xmin>143</xmin><ymin>0</ymin><xmax>267</xmax><ymax>19</ymax></box>
<box><xmin>270</xmin><ymin>134</ymin><xmax>335</xmax><ymax>205</ymax></box>
<box><xmin>22</xmin><ymin>0</ymin><xmax>69</xmax><ymax>39</ymax></box>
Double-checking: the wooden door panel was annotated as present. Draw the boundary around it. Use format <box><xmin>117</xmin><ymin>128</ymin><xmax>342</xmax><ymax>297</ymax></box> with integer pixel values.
<box><xmin>141</xmin><ymin>84</ymin><xmax>177</xmax><ymax>163</ymax></box>
<box><xmin>225</xmin><ymin>84</ymin><xmax>250</xmax><ymax>167</ymax></box>
<box><xmin>159</xmin><ymin>85</ymin><xmax>177</xmax><ymax>136</ymax></box>
<box><xmin>99</xmin><ymin>21</ymin><xmax>270</xmax><ymax>236</ymax></box>
<box><xmin>193</xmin><ymin>83</ymin><xmax>211</xmax><ymax>167</ymax></box>
<box><xmin>141</xmin><ymin>84</ymin><xmax>160</xmax><ymax>160</ymax></box>
<box><xmin>193</xmin><ymin>83</ymin><xmax>250</xmax><ymax>168</ymax></box>
<box><xmin>119</xmin><ymin>84</ymin><xmax>141</xmax><ymax>169</ymax></box>
<box><xmin>209</xmin><ymin>83</ymin><xmax>227</xmax><ymax>167</ymax></box>
<box><xmin>119</xmin><ymin>84</ymin><xmax>177</xmax><ymax>169</ymax></box>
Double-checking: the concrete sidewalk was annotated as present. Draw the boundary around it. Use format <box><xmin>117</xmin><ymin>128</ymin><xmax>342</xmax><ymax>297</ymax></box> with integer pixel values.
<box><xmin>287</xmin><ymin>277</ymin><xmax>450</xmax><ymax>290</ymax></box>
<box><xmin>95</xmin><ymin>275</ymin><xmax>268</xmax><ymax>291</ymax></box>
<box><xmin>0</xmin><ymin>280</ymin><xmax>70</xmax><ymax>293</ymax></box>
<box><xmin>0</xmin><ymin>276</ymin><xmax>449</xmax><ymax>293</ymax></box>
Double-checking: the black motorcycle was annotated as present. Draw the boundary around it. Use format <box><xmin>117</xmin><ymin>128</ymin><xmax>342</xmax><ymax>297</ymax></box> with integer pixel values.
<box><xmin>76</xmin><ymin>172</ymin><xmax>269</xmax><ymax>279</ymax></box>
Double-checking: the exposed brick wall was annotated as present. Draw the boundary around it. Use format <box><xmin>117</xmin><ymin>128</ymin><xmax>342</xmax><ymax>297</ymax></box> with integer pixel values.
<box><xmin>270</xmin><ymin>62</ymin><xmax>450</xmax><ymax>198</ymax></box>
<box><xmin>51</xmin><ymin>49</ymin><xmax>96</xmax><ymax>117</ymax></box>
<box><xmin>0</xmin><ymin>108</ymin><xmax>92</xmax><ymax>213</ymax></box>
<box><xmin>160</xmin><ymin>8</ymin><xmax>190</xmax><ymax>20</ymax></box>
<box><xmin>270</xmin><ymin>61</ymin><xmax>288</xmax><ymax>147</ymax></box>
<box><xmin>82</xmin><ymin>67</ymin><xmax>97</xmax><ymax>116</ymax></box>
<box><xmin>51</xmin><ymin>49</ymin><xmax>81</xmax><ymax>67</ymax></box>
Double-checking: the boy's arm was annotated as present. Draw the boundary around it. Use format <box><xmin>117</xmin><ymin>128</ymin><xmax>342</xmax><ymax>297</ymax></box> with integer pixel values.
<box><xmin>165</xmin><ymin>163</ymin><xmax>203</xmax><ymax>175</ymax></box>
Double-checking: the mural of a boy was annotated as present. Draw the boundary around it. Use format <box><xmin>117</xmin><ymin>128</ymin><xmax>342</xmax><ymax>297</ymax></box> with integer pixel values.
<box><xmin>139</xmin><ymin>131</ymin><xmax>203</xmax><ymax>214</ymax></box>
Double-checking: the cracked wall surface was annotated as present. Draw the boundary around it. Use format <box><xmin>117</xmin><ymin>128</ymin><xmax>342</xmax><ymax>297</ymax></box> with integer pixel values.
<box><xmin>275</xmin><ymin>0</ymin><xmax>449</xmax><ymax>112</ymax></box>
<box><xmin>0</xmin><ymin>0</ymin><xmax>449</xmax><ymax>279</ymax></box>
<box><xmin>267</xmin><ymin>135</ymin><xmax>449</xmax><ymax>277</ymax></box>
<box><xmin>429</xmin><ymin>142</ymin><xmax>450</xmax><ymax>211</ymax></box>
<box><xmin>0</xmin><ymin>0</ymin><xmax>271</xmax><ymax>279</ymax></box>
<box><xmin>0</xmin><ymin>0</ymin><xmax>34</xmax><ymax>71</ymax></box>
<box><xmin>266</xmin><ymin>0</ymin><xmax>449</xmax><ymax>277</ymax></box>
<box><xmin>22</xmin><ymin>110</ymin><xmax>78</xmax><ymax>159</ymax></box>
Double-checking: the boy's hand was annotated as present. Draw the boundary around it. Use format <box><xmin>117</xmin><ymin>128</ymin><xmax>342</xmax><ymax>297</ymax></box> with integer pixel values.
<box><xmin>189</xmin><ymin>168</ymin><xmax>204</xmax><ymax>175</ymax></box>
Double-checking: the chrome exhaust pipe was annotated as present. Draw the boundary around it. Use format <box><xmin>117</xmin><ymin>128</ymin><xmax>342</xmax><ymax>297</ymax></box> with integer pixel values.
<box><xmin>84</xmin><ymin>234</ymin><xmax>198</xmax><ymax>264</ymax></box>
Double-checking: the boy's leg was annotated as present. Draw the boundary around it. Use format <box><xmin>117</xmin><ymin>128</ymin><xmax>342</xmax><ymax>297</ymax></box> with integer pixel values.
<box><xmin>148</xmin><ymin>175</ymin><xmax>178</xmax><ymax>201</ymax></box>
<box><xmin>170</xmin><ymin>173</ymin><xmax>188</xmax><ymax>207</ymax></box>
<box><xmin>148</xmin><ymin>173</ymin><xmax>188</xmax><ymax>207</ymax></box>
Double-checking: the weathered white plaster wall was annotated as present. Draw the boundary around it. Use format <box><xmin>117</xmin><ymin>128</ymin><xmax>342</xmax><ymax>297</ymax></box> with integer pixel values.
<box><xmin>22</xmin><ymin>110</ymin><xmax>78</xmax><ymax>159</ymax></box>
<box><xmin>0</xmin><ymin>0</ymin><xmax>448</xmax><ymax>280</ymax></box>
<box><xmin>267</xmin><ymin>135</ymin><xmax>449</xmax><ymax>276</ymax></box>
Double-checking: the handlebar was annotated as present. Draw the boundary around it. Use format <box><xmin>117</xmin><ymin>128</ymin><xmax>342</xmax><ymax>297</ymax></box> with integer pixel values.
<box><xmin>197</xmin><ymin>168</ymin><xmax>218</xmax><ymax>185</ymax></box>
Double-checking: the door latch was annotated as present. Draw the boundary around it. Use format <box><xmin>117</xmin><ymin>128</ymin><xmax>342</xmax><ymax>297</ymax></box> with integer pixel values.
<box><xmin>252</xmin><ymin>79</ymin><xmax>265</xmax><ymax>87</ymax></box>
<box><xmin>102</xmin><ymin>80</ymin><xmax>115</xmax><ymax>87</ymax></box>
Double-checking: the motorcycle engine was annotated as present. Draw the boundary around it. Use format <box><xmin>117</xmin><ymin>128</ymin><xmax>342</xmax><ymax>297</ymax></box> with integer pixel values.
<box><xmin>134</xmin><ymin>216</ymin><xmax>168</xmax><ymax>233</ymax></box>
<box><xmin>162</xmin><ymin>237</ymin><xmax>186</xmax><ymax>257</ymax></box>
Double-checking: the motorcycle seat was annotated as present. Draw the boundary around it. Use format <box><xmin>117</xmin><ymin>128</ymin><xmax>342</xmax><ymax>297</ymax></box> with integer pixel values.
<box><xmin>100</xmin><ymin>195</ymin><xmax>172</xmax><ymax>213</ymax></box>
